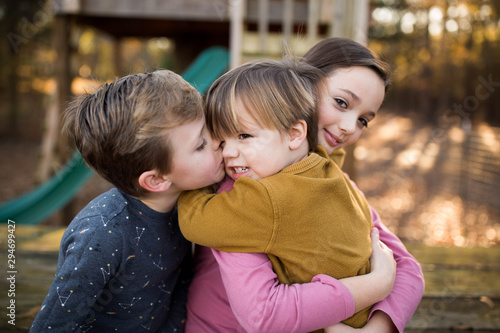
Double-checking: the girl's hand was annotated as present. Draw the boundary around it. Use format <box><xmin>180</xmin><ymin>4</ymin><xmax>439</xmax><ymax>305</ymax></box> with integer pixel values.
<box><xmin>369</xmin><ymin>228</ymin><xmax>396</xmax><ymax>299</ymax></box>
<box><xmin>324</xmin><ymin>311</ymin><xmax>397</xmax><ymax>333</ymax></box>
<box><xmin>335</xmin><ymin>228</ymin><xmax>397</xmax><ymax>314</ymax></box>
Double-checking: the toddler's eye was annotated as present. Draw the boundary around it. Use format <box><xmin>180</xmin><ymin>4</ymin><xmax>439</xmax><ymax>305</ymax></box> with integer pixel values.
<box><xmin>196</xmin><ymin>139</ymin><xmax>207</xmax><ymax>151</ymax></box>
<box><xmin>238</xmin><ymin>134</ymin><xmax>252</xmax><ymax>140</ymax></box>
<box><xmin>334</xmin><ymin>98</ymin><xmax>348</xmax><ymax>109</ymax></box>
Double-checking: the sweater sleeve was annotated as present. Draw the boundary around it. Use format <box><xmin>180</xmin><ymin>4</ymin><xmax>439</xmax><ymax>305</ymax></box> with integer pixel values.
<box><xmin>213</xmin><ymin>250</ymin><xmax>355</xmax><ymax>333</ymax></box>
<box><xmin>177</xmin><ymin>180</ymin><xmax>275</xmax><ymax>252</ymax></box>
<box><xmin>368</xmin><ymin>208</ymin><xmax>425</xmax><ymax>332</ymax></box>
<box><xmin>345</xmin><ymin>176</ymin><xmax>425</xmax><ymax>332</ymax></box>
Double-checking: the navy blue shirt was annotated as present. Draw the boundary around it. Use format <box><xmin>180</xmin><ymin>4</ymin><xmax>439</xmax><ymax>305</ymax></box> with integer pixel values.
<box><xmin>30</xmin><ymin>188</ymin><xmax>192</xmax><ymax>332</ymax></box>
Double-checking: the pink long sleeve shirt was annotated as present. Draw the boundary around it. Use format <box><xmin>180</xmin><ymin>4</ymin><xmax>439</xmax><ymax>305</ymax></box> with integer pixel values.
<box><xmin>185</xmin><ymin>177</ymin><xmax>424</xmax><ymax>333</ymax></box>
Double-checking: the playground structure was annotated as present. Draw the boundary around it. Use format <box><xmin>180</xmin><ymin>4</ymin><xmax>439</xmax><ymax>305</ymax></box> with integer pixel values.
<box><xmin>1</xmin><ymin>0</ymin><xmax>370</xmax><ymax>225</ymax></box>
<box><xmin>0</xmin><ymin>46</ymin><xmax>230</xmax><ymax>225</ymax></box>
<box><xmin>51</xmin><ymin>0</ymin><xmax>370</xmax><ymax>68</ymax></box>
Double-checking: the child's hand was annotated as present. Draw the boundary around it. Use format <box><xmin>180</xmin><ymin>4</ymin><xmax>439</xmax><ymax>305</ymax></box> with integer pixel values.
<box><xmin>369</xmin><ymin>228</ymin><xmax>396</xmax><ymax>299</ymax></box>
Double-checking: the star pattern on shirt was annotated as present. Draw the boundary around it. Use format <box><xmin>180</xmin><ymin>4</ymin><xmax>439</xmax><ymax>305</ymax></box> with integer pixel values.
<box><xmin>56</xmin><ymin>287</ymin><xmax>73</xmax><ymax>307</ymax></box>
<box><xmin>100</xmin><ymin>264</ymin><xmax>111</xmax><ymax>283</ymax></box>
<box><xmin>118</xmin><ymin>297</ymin><xmax>141</xmax><ymax>309</ymax></box>
<box><xmin>134</xmin><ymin>227</ymin><xmax>146</xmax><ymax>245</ymax></box>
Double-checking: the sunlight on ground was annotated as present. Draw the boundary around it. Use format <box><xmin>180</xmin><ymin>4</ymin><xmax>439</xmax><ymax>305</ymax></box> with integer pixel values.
<box><xmin>418</xmin><ymin>141</ymin><xmax>440</xmax><ymax>172</ymax></box>
<box><xmin>356</xmin><ymin>114</ymin><xmax>500</xmax><ymax>247</ymax></box>
<box><xmin>415</xmin><ymin>196</ymin><xmax>465</xmax><ymax>246</ymax></box>
<box><xmin>374</xmin><ymin>116</ymin><xmax>414</xmax><ymax>143</ymax></box>
<box><xmin>478</xmin><ymin>123</ymin><xmax>500</xmax><ymax>154</ymax></box>
<box><xmin>395</xmin><ymin>127</ymin><xmax>433</xmax><ymax>170</ymax></box>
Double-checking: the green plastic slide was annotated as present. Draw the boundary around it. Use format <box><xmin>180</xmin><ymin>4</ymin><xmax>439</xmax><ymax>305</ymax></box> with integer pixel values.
<box><xmin>0</xmin><ymin>46</ymin><xmax>230</xmax><ymax>225</ymax></box>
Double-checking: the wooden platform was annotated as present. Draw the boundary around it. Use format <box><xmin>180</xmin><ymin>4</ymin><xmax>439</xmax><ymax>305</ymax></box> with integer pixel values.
<box><xmin>1</xmin><ymin>226</ymin><xmax>499</xmax><ymax>332</ymax></box>
<box><xmin>405</xmin><ymin>245</ymin><xmax>500</xmax><ymax>332</ymax></box>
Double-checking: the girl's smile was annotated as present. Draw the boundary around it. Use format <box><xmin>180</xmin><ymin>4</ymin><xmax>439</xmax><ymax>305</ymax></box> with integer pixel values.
<box><xmin>323</xmin><ymin>129</ymin><xmax>344</xmax><ymax>147</ymax></box>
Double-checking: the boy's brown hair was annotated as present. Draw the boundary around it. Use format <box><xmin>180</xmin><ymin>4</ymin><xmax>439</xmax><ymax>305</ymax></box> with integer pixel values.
<box><xmin>205</xmin><ymin>57</ymin><xmax>325</xmax><ymax>150</ymax></box>
<box><xmin>64</xmin><ymin>70</ymin><xmax>203</xmax><ymax>198</ymax></box>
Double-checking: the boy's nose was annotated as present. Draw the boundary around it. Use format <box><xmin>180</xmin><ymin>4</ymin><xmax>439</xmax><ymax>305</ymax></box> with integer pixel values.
<box><xmin>211</xmin><ymin>138</ymin><xmax>223</xmax><ymax>151</ymax></box>
<box><xmin>222</xmin><ymin>141</ymin><xmax>238</xmax><ymax>158</ymax></box>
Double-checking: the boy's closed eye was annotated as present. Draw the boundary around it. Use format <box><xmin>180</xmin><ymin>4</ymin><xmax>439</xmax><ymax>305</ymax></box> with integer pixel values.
<box><xmin>196</xmin><ymin>139</ymin><xmax>207</xmax><ymax>151</ymax></box>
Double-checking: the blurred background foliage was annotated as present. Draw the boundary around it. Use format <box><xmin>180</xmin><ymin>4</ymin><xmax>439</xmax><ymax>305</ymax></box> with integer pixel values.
<box><xmin>369</xmin><ymin>0</ymin><xmax>500</xmax><ymax>127</ymax></box>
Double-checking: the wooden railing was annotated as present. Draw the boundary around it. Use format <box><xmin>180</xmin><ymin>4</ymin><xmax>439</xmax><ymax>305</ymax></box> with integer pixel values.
<box><xmin>229</xmin><ymin>0</ymin><xmax>370</xmax><ymax>67</ymax></box>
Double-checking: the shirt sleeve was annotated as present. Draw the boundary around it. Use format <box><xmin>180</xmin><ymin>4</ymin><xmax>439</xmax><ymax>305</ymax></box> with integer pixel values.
<box><xmin>178</xmin><ymin>180</ymin><xmax>275</xmax><ymax>252</ymax></box>
<box><xmin>346</xmin><ymin>175</ymin><xmax>425</xmax><ymax>333</ymax></box>
<box><xmin>213</xmin><ymin>250</ymin><xmax>355</xmax><ymax>333</ymax></box>
<box><xmin>30</xmin><ymin>222</ymin><xmax>123</xmax><ymax>332</ymax></box>
<box><xmin>368</xmin><ymin>208</ymin><xmax>425</xmax><ymax>332</ymax></box>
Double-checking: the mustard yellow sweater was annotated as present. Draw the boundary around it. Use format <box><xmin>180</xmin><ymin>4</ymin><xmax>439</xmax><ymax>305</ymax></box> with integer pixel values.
<box><xmin>178</xmin><ymin>146</ymin><xmax>373</xmax><ymax>328</ymax></box>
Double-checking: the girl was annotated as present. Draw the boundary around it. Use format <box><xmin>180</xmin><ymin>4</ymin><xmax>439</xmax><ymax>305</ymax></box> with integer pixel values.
<box><xmin>184</xmin><ymin>38</ymin><xmax>424</xmax><ymax>333</ymax></box>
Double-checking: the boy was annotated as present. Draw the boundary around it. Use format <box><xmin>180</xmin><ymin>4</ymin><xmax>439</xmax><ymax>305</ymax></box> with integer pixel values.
<box><xmin>178</xmin><ymin>58</ymin><xmax>382</xmax><ymax>329</ymax></box>
<box><xmin>30</xmin><ymin>70</ymin><xmax>225</xmax><ymax>332</ymax></box>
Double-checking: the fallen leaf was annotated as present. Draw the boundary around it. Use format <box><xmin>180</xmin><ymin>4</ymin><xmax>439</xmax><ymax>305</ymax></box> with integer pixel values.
<box><xmin>480</xmin><ymin>295</ymin><xmax>495</xmax><ymax>308</ymax></box>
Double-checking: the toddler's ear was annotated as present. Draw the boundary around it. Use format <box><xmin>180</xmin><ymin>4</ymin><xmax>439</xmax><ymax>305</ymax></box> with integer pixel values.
<box><xmin>288</xmin><ymin>120</ymin><xmax>308</xmax><ymax>150</ymax></box>
<box><xmin>138</xmin><ymin>170</ymin><xmax>172</xmax><ymax>193</ymax></box>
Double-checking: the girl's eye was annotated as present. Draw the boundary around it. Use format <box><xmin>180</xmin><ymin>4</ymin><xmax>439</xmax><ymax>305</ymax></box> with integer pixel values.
<box><xmin>196</xmin><ymin>139</ymin><xmax>207</xmax><ymax>151</ymax></box>
<box><xmin>334</xmin><ymin>98</ymin><xmax>348</xmax><ymax>109</ymax></box>
<box><xmin>238</xmin><ymin>134</ymin><xmax>252</xmax><ymax>140</ymax></box>
<box><xmin>359</xmin><ymin>118</ymin><xmax>369</xmax><ymax>128</ymax></box>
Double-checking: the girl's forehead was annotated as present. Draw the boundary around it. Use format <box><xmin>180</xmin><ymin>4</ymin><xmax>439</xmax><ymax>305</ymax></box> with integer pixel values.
<box><xmin>326</xmin><ymin>67</ymin><xmax>384</xmax><ymax>90</ymax></box>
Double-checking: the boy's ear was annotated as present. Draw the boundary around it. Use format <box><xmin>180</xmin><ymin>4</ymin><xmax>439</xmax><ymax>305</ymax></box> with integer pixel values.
<box><xmin>288</xmin><ymin>120</ymin><xmax>308</xmax><ymax>150</ymax></box>
<box><xmin>138</xmin><ymin>170</ymin><xmax>172</xmax><ymax>193</ymax></box>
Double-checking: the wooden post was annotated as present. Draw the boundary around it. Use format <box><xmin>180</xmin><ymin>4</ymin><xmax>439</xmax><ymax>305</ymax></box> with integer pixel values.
<box><xmin>307</xmin><ymin>0</ymin><xmax>319</xmax><ymax>47</ymax></box>
<box><xmin>5</xmin><ymin>3</ymin><xmax>20</xmax><ymax>139</ymax></box>
<box><xmin>38</xmin><ymin>14</ymin><xmax>72</xmax><ymax>184</ymax></box>
<box><xmin>353</xmin><ymin>0</ymin><xmax>369</xmax><ymax>45</ymax></box>
<box><xmin>54</xmin><ymin>15</ymin><xmax>72</xmax><ymax>162</ymax></box>
<box><xmin>258</xmin><ymin>0</ymin><xmax>269</xmax><ymax>54</ymax></box>
<box><xmin>113</xmin><ymin>37</ymin><xmax>123</xmax><ymax>76</ymax></box>
<box><xmin>230</xmin><ymin>0</ymin><xmax>245</xmax><ymax>68</ymax></box>
<box><xmin>331</xmin><ymin>0</ymin><xmax>346</xmax><ymax>37</ymax></box>
<box><xmin>55</xmin><ymin>14</ymin><xmax>76</xmax><ymax>224</ymax></box>
<box><xmin>282</xmin><ymin>0</ymin><xmax>294</xmax><ymax>49</ymax></box>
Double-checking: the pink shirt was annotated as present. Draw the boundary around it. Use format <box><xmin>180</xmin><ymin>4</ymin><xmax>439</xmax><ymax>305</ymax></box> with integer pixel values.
<box><xmin>185</xmin><ymin>177</ymin><xmax>424</xmax><ymax>333</ymax></box>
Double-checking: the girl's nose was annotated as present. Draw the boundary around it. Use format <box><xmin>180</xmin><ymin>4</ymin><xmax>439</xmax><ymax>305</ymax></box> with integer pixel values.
<box><xmin>339</xmin><ymin>113</ymin><xmax>357</xmax><ymax>135</ymax></box>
